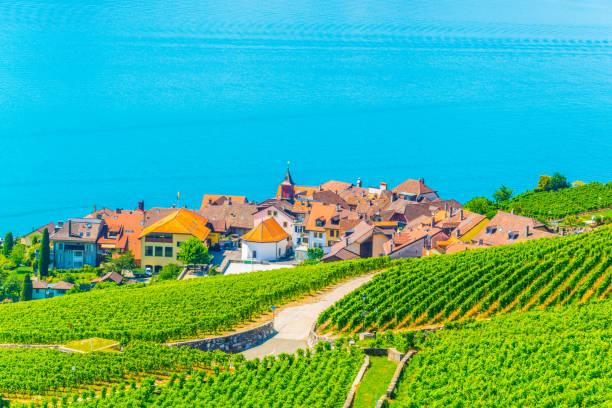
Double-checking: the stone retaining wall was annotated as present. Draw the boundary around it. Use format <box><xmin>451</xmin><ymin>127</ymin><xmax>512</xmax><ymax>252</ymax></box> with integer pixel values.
<box><xmin>307</xmin><ymin>322</ymin><xmax>335</xmax><ymax>348</ymax></box>
<box><xmin>376</xmin><ymin>350</ymin><xmax>417</xmax><ymax>407</ymax></box>
<box><xmin>0</xmin><ymin>344</ymin><xmax>78</xmax><ymax>353</ymax></box>
<box><xmin>342</xmin><ymin>355</ymin><xmax>370</xmax><ymax>408</ymax></box>
<box><xmin>167</xmin><ymin>321</ymin><xmax>275</xmax><ymax>353</ymax></box>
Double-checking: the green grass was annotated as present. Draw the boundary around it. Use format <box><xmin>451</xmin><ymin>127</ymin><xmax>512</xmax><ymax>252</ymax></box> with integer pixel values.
<box><xmin>578</xmin><ymin>208</ymin><xmax>612</xmax><ymax>221</ymax></box>
<box><xmin>353</xmin><ymin>356</ymin><xmax>398</xmax><ymax>408</ymax></box>
<box><xmin>64</xmin><ymin>337</ymin><xmax>119</xmax><ymax>353</ymax></box>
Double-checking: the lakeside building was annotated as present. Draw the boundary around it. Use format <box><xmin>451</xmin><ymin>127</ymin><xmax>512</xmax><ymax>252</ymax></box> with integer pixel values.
<box><xmin>51</xmin><ymin>218</ymin><xmax>105</xmax><ymax>269</ymax></box>
<box><xmin>20</xmin><ymin>222</ymin><xmax>56</xmax><ymax>246</ymax></box>
<box><xmin>241</xmin><ymin>218</ymin><xmax>291</xmax><ymax>261</ymax></box>
<box><xmin>138</xmin><ymin>208</ymin><xmax>211</xmax><ymax>273</ymax></box>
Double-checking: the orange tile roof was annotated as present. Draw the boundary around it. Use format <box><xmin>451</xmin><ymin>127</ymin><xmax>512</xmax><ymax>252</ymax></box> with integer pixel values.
<box><xmin>242</xmin><ymin>218</ymin><xmax>290</xmax><ymax>243</ymax></box>
<box><xmin>138</xmin><ymin>208</ymin><xmax>211</xmax><ymax>241</ymax></box>
<box><xmin>304</xmin><ymin>203</ymin><xmax>338</xmax><ymax>232</ymax></box>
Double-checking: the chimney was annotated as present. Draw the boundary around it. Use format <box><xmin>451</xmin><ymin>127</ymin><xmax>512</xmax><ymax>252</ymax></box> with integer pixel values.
<box><xmin>94</xmin><ymin>204</ymin><xmax>97</xmax><ymax>213</ymax></box>
<box><xmin>68</xmin><ymin>220</ymin><xmax>72</xmax><ymax>236</ymax></box>
<box><xmin>172</xmin><ymin>204</ymin><xmax>176</xmax><ymax>208</ymax></box>
<box><xmin>525</xmin><ymin>225</ymin><xmax>530</xmax><ymax>237</ymax></box>
<box><xmin>419</xmin><ymin>177</ymin><xmax>425</xmax><ymax>184</ymax></box>
<box><xmin>460</xmin><ymin>209</ymin><xmax>464</xmax><ymax>220</ymax></box>
<box><xmin>138</xmin><ymin>200</ymin><xmax>144</xmax><ymax>211</ymax></box>
<box><xmin>380</xmin><ymin>182</ymin><xmax>387</xmax><ymax>191</ymax></box>
<box><xmin>444</xmin><ymin>202</ymin><xmax>448</xmax><ymax>215</ymax></box>
<box><xmin>345</xmin><ymin>237</ymin><xmax>350</xmax><ymax>246</ymax></box>
<box><xmin>430</xmin><ymin>217</ymin><xmax>435</xmax><ymax>227</ymax></box>
<box><xmin>357</xmin><ymin>177</ymin><xmax>362</xmax><ymax>188</ymax></box>
<box><xmin>228</xmin><ymin>197</ymin><xmax>232</xmax><ymax>205</ymax></box>
<box><xmin>455</xmin><ymin>229</ymin><xmax>460</xmax><ymax>238</ymax></box>
<box><xmin>116</xmin><ymin>208</ymin><xmax>122</xmax><ymax>214</ymax></box>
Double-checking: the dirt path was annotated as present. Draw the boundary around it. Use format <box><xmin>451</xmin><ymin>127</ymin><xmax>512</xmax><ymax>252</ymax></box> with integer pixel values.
<box><xmin>242</xmin><ymin>273</ymin><xmax>375</xmax><ymax>359</ymax></box>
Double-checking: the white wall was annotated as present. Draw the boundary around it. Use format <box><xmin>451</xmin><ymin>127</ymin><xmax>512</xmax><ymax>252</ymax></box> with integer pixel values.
<box><xmin>241</xmin><ymin>239</ymin><xmax>288</xmax><ymax>261</ymax></box>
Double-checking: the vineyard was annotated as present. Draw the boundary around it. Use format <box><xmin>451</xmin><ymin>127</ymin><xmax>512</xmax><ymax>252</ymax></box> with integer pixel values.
<box><xmin>0</xmin><ymin>257</ymin><xmax>389</xmax><ymax>344</ymax></box>
<box><xmin>502</xmin><ymin>181</ymin><xmax>612</xmax><ymax>221</ymax></box>
<box><xmin>390</xmin><ymin>298</ymin><xmax>612</xmax><ymax>407</ymax></box>
<box><xmin>7</xmin><ymin>347</ymin><xmax>364</xmax><ymax>408</ymax></box>
<box><xmin>317</xmin><ymin>226</ymin><xmax>612</xmax><ymax>334</ymax></box>
<box><xmin>0</xmin><ymin>342</ymin><xmax>231</xmax><ymax>398</ymax></box>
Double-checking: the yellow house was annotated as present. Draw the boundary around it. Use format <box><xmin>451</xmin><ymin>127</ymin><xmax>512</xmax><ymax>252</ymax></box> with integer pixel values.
<box><xmin>138</xmin><ymin>208</ymin><xmax>211</xmax><ymax>273</ymax></box>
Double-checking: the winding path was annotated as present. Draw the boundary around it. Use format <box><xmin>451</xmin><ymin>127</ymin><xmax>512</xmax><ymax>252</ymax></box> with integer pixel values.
<box><xmin>242</xmin><ymin>273</ymin><xmax>375</xmax><ymax>359</ymax></box>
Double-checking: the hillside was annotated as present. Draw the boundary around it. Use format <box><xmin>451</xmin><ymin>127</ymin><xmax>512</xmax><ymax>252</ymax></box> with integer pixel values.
<box><xmin>318</xmin><ymin>226</ymin><xmax>612</xmax><ymax>334</ymax></box>
<box><xmin>0</xmin><ymin>257</ymin><xmax>389</xmax><ymax>344</ymax></box>
<box><xmin>390</xmin><ymin>298</ymin><xmax>612</xmax><ymax>407</ymax></box>
<box><xmin>502</xmin><ymin>181</ymin><xmax>612</xmax><ymax>221</ymax></box>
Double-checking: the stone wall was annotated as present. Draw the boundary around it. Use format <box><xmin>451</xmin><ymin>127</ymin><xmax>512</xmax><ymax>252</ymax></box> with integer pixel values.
<box><xmin>376</xmin><ymin>350</ymin><xmax>417</xmax><ymax>407</ymax></box>
<box><xmin>342</xmin><ymin>355</ymin><xmax>370</xmax><ymax>408</ymax></box>
<box><xmin>307</xmin><ymin>322</ymin><xmax>335</xmax><ymax>348</ymax></box>
<box><xmin>0</xmin><ymin>344</ymin><xmax>78</xmax><ymax>353</ymax></box>
<box><xmin>167</xmin><ymin>321</ymin><xmax>275</xmax><ymax>353</ymax></box>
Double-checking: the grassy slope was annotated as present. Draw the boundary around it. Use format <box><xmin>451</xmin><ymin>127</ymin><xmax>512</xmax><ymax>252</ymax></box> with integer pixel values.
<box><xmin>353</xmin><ymin>356</ymin><xmax>397</xmax><ymax>408</ymax></box>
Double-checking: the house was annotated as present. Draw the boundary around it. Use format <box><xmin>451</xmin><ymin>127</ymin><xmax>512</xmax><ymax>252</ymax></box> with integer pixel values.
<box><xmin>472</xmin><ymin>211</ymin><xmax>555</xmax><ymax>247</ymax></box>
<box><xmin>241</xmin><ymin>218</ymin><xmax>291</xmax><ymax>261</ymax></box>
<box><xmin>138</xmin><ymin>208</ymin><xmax>211</xmax><ymax>274</ymax></box>
<box><xmin>201</xmin><ymin>194</ymin><xmax>248</xmax><ymax>207</ymax></box>
<box><xmin>321</xmin><ymin>221</ymin><xmax>393</xmax><ymax>263</ymax></box>
<box><xmin>20</xmin><ymin>223</ymin><xmax>55</xmax><ymax>246</ymax></box>
<box><xmin>384</xmin><ymin>226</ymin><xmax>449</xmax><ymax>260</ymax></box>
<box><xmin>392</xmin><ymin>178</ymin><xmax>439</xmax><ymax>202</ymax></box>
<box><xmin>49</xmin><ymin>281</ymin><xmax>74</xmax><ymax>297</ymax></box>
<box><xmin>319</xmin><ymin>180</ymin><xmax>353</xmax><ymax>194</ymax></box>
<box><xmin>94</xmin><ymin>208</ymin><xmax>145</xmax><ymax>265</ymax></box>
<box><xmin>32</xmin><ymin>280</ymin><xmax>49</xmax><ymax>300</ymax></box>
<box><xmin>200</xmin><ymin>201</ymin><xmax>257</xmax><ymax>238</ymax></box>
<box><xmin>92</xmin><ymin>271</ymin><xmax>124</xmax><ymax>285</ymax></box>
<box><xmin>51</xmin><ymin>218</ymin><xmax>105</xmax><ymax>269</ymax></box>
<box><xmin>253</xmin><ymin>204</ymin><xmax>300</xmax><ymax>247</ymax></box>
<box><xmin>303</xmin><ymin>203</ymin><xmax>340</xmax><ymax>250</ymax></box>
<box><xmin>436</xmin><ymin>209</ymin><xmax>489</xmax><ymax>243</ymax></box>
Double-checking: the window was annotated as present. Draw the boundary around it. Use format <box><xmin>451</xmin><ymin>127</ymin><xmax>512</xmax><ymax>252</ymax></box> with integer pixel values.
<box><xmin>165</xmin><ymin>247</ymin><xmax>173</xmax><ymax>257</ymax></box>
<box><xmin>268</xmin><ymin>210</ymin><xmax>272</xmax><ymax>216</ymax></box>
<box><xmin>274</xmin><ymin>211</ymin><xmax>278</xmax><ymax>216</ymax></box>
<box><xmin>145</xmin><ymin>246</ymin><xmax>153</xmax><ymax>256</ymax></box>
<box><xmin>177</xmin><ymin>241</ymin><xmax>182</xmax><ymax>247</ymax></box>
<box><xmin>252</xmin><ymin>250</ymin><xmax>257</xmax><ymax>258</ymax></box>
<box><xmin>283</xmin><ymin>222</ymin><xmax>288</xmax><ymax>228</ymax></box>
<box><xmin>278</xmin><ymin>248</ymin><xmax>281</xmax><ymax>256</ymax></box>
<box><xmin>155</xmin><ymin>246</ymin><xmax>163</xmax><ymax>257</ymax></box>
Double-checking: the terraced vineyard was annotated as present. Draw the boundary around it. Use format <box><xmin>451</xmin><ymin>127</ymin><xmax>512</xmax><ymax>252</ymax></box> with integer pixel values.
<box><xmin>318</xmin><ymin>226</ymin><xmax>612</xmax><ymax>334</ymax></box>
<box><xmin>502</xmin><ymin>181</ymin><xmax>612</xmax><ymax>221</ymax></box>
<box><xmin>0</xmin><ymin>342</ymin><xmax>229</xmax><ymax>398</ymax></box>
<box><xmin>390</xmin><ymin>298</ymin><xmax>612</xmax><ymax>407</ymax></box>
<box><xmin>9</xmin><ymin>348</ymin><xmax>364</xmax><ymax>408</ymax></box>
<box><xmin>0</xmin><ymin>257</ymin><xmax>389</xmax><ymax>344</ymax></box>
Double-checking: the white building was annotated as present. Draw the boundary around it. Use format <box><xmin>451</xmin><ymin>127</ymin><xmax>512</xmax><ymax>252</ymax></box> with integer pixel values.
<box><xmin>241</xmin><ymin>218</ymin><xmax>291</xmax><ymax>261</ymax></box>
<box><xmin>253</xmin><ymin>204</ymin><xmax>301</xmax><ymax>247</ymax></box>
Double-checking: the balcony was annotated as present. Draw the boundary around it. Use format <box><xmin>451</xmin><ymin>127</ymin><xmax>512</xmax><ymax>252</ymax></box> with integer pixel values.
<box><xmin>145</xmin><ymin>236</ymin><xmax>172</xmax><ymax>243</ymax></box>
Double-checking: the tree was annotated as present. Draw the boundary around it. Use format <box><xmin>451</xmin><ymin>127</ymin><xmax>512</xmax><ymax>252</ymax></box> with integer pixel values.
<box><xmin>177</xmin><ymin>237</ymin><xmax>211</xmax><ymax>267</ymax></box>
<box><xmin>2</xmin><ymin>232</ymin><xmax>13</xmax><ymax>257</ymax></box>
<box><xmin>493</xmin><ymin>185</ymin><xmax>513</xmax><ymax>203</ymax></box>
<box><xmin>40</xmin><ymin>228</ymin><xmax>50</xmax><ymax>277</ymax></box>
<box><xmin>536</xmin><ymin>175</ymin><xmax>552</xmax><ymax>192</ymax></box>
<box><xmin>21</xmin><ymin>273</ymin><xmax>32</xmax><ymax>301</ymax></box>
<box><xmin>307</xmin><ymin>247</ymin><xmax>324</xmax><ymax>261</ymax></box>
<box><xmin>549</xmin><ymin>172</ymin><xmax>570</xmax><ymax>191</ymax></box>
<box><xmin>9</xmin><ymin>244</ymin><xmax>26</xmax><ymax>266</ymax></box>
<box><xmin>105</xmin><ymin>251</ymin><xmax>136</xmax><ymax>273</ymax></box>
<box><xmin>159</xmin><ymin>263</ymin><xmax>181</xmax><ymax>280</ymax></box>
<box><xmin>2</xmin><ymin>275</ymin><xmax>21</xmax><ymax>300</ymax></box>
<box><xmin>464</xmin><ymin>197</ymin><xmax>497</xmax><ymax>217</ymax></box>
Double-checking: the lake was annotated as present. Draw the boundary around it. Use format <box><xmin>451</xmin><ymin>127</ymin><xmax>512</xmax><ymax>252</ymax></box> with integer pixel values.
<box><xmin>1</xmin><ymin>0</ymin><xmax>611</xmax><ymax>234</ymax></box>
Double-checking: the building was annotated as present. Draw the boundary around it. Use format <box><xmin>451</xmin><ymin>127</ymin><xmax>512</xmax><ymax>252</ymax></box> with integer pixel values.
<box><xmin>321</xmin><ymin>221</ymin><xmax>393</xmax><ymax>262</ymax></box>
<box><xmin>253</xmin><ymin>203</ymin><xmax>300</xmax><ymax>246</ymax></box>
<box><xmin>392</xmin><ymin>178</ymin><xmax>439</xmax><ymax>202</ymax></box>
<box><xmin>472</xmin><ymin>211</ymin><xmax>555</xmax><ymax>247</ymax></box>
<box><xmin>303</xmin><ymin>203</ymin><xmax>340</xmax><ymax>250</ymax></box>
<box><xmin>51</xmin><ymin>218</ymin><xmax>105</xmax><ymax>269</ymax></box>
<box><xmin>435</xmin><ymin>209</ymin><xmax>489</xmax><ymax>245</ymax></box>
<box><xmin>200</xmin><ymin>194</ymin><xmax>248</xmax><ymax>207</ymax></box>
<box><xmin>20</xmin><ymin>223</ymin><xmax>55</xmax><ymax>246</ymax></box>
<box><xmin>49</xmin><ymin>281</ymin><xmax>74</xmax><ymax>297</ymax></box>
<box><xmin>241</xmin><ymin>218</ymin><xmax>291</xmax><ymax>261</ymax></box>
<box><xmin>32</xmin><ymin>280</ymin><xmax>49</xmax><ymax>300</ymax></box>
<box><xmin>138</xmin><ymin>208</ymin><xmax>211</xmax><ymax>273</ymax></box>
<box><xmin>275</xmin><ymin>166</ymin><xmax>319</xmax><ymax>201</ymax></box>
<box><xmin>384</xmin><ymin>226</ymin><xmax>449</xmax><ymax>260</ymax></box>
<box><xmin>92</xmin><ymin>271</ymin><xmax>124</xmax><ymax>285</ymax></box>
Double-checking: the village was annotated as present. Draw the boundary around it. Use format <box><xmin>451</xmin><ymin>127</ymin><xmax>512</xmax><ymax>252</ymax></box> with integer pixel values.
<box><xmin>1</xmin><ymin>165</ymin><xmax>562</xmax><ymax>302</ymax></box>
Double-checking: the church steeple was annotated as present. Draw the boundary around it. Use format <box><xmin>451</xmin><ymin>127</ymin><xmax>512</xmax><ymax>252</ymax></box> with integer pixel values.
<box><xmin>279</xmin><ymin>162</ymin><xmax>295</xmax><ymax>201</ymax></box>
<box><xmin>281</xmin><ymin>162</ymin><xmax>294</xmax><ymax>186</ymax></box>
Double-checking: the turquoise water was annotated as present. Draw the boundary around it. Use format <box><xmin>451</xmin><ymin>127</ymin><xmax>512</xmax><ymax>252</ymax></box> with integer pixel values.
<box><xmin>1</xmin><ymin>0</ymin><xmax>611</xmax><ymax>234</ymax></box>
